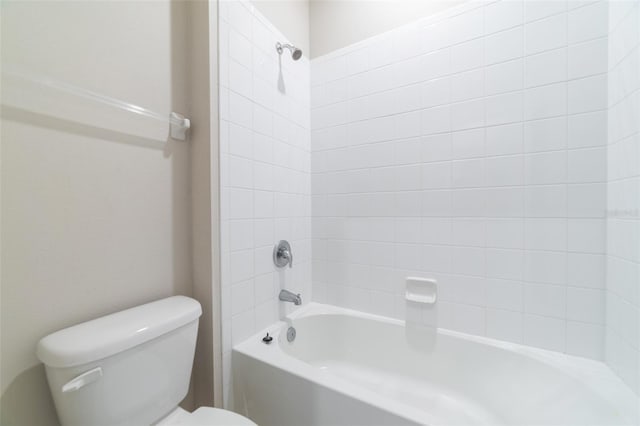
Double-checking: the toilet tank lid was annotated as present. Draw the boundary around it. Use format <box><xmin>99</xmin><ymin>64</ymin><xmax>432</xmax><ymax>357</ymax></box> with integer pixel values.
<box><xmin>37</xmin><ymin>296</ymin><xmax>202</xmax><ymax>368</ymax></box>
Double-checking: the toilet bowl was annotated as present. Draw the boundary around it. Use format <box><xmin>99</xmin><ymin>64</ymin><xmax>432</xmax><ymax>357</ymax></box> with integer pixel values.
<box><xmin>37</xmin><ymin>296</ymin><xmax>255</xmax><ymax>426</ymax></box>
<box><xmin>156</xmin><ymin>407</ymin><xmax>256</xmax><ymax>426</ymax></box>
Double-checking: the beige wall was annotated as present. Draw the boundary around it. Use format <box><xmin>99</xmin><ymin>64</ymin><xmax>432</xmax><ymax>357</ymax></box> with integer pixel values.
<box><xmin>248</xmin><ymin>0</ymin><xmax>464</xmax><ymax>61</ymax></box>
<box><xmin>186</xmin><ymin>0</ymin><xmax>224</xmax><ymax>410</ymax></box>
<box><xmin>251</xmin><ymin>0</ymin><xmax>310</xmax><ymax>56</ymax></box>
<box><xmin>309</xmin><ymin>0</ymin><xmax>465</xmax><ymax>58</ymax></box>
<box><xmin>0</xmin><ymin>1</ymin><xmax>216</xmax><ymax>424</ymax></box>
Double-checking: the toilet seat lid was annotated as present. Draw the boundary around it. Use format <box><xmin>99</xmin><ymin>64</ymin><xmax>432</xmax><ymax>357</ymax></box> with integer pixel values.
<box><xmin>180</xmin><ymin>407</ymin><xmax>257</xmax><ymax>426</ymax></box>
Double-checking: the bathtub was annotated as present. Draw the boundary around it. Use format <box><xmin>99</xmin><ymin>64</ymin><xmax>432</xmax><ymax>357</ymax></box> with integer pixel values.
<box><xmin>232</xmin><ymin>303</ymin><xmax>639</xmax><ymax>426</ymax></box>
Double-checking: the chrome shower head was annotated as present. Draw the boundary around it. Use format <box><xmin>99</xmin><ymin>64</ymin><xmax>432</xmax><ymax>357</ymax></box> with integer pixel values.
<box><xmin>276</xmin><ymin>42</ymin><xmax>302</xmax><ymax>61</ymax></box>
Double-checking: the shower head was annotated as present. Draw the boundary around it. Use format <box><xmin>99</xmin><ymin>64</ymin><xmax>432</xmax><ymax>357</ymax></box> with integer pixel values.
<box><xmin>276</xmin><ymin>42</ymin><xmax>302</xmax><ymax>61</ymax></box>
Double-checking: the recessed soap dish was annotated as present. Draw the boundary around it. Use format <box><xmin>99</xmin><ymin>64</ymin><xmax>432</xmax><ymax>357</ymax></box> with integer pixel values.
<box><xmin>405</xmin><ymin>277</ymin><xmax>437</xmax><ymax>304</ymax></box>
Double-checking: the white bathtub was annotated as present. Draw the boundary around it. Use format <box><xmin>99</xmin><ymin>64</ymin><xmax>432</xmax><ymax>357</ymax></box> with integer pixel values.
<box><xmin>232</xmin><ymin>303</ymin><xmax>639</xmax><ymax>426</ymax></box>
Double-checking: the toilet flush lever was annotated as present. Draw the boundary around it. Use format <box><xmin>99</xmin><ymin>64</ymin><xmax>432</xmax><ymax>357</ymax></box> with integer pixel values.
<box><xmin>62</xmin><ymin>367</ymin><xmax>103</xmax><ymax>393</ymax></box>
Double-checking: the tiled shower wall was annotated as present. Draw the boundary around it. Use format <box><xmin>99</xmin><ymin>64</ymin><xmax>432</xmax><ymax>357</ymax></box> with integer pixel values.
<box><xmin>605</xmin><ymin>0</ymin><xmax>640</xmax><ymax>394</ymax></box>
<box><xmin>219</xmin><ymin>0</ymin><xmax>312</xmax><ymax>402</ymax></box>
<box><xmin>310</xmin><ymin>0</ymin><xmax>611</xmax><ymax>359</ymax></box>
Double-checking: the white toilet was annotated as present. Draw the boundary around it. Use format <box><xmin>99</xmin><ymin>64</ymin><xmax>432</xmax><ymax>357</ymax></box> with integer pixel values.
<box><xmin>37</xmin><ymin>296</ymin><xmax>255</xmax><ymax>426</ymax></box>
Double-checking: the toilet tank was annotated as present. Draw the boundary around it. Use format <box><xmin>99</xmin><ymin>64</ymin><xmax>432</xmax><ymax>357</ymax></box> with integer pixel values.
<box><xmin>37</xmin><ymin>296</ymin><xmax>202</xmax><ymax>426</ymax></box>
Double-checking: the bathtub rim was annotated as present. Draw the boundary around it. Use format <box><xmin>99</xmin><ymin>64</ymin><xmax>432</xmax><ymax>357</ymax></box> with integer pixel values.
<box><xmin>233</xmin><ymin>303</ymin><xmax>639</xmax><ymax>425</ymax></box>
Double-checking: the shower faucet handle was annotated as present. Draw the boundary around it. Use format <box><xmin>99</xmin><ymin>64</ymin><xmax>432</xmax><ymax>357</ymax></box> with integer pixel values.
<box><xmin>273</xmin><ymin>240</ymin><xmax>293</xmax><ymax>268</ymax></box>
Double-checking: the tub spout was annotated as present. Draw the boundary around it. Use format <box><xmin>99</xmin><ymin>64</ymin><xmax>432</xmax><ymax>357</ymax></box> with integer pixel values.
<box><xmin>279</xmin><ymin>289</ymin><xmax>302</xmax><ymax>305</ymax></box>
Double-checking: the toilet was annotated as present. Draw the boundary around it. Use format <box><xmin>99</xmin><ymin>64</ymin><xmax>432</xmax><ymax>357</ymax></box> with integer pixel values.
<box><xmin>36</xmin><ymin>296</ymin><xmax>255</xmax><ymax>426</ymax></box>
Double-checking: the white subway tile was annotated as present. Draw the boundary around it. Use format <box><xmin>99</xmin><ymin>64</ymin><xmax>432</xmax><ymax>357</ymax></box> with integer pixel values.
<box><xmin>451</xmin><ymin>69</ymin><xmax>485</xmax><ymax>102</ymax></box>
<box><xmin>484</xmin><ymin>155</ymin><xmax>523</xmax><ymax>187</ymax></box>
<box><xmin>253</xmin><ymin>219</ymin><xmax>275</xmax><ymax>248</ymax></box>
<box><xmin>253</xmin><ymin>191</ymin><xmax>274</xmax><ymax>218</ymax></box>
<box><xmin>227</xmin><ymin>1</ymin><xmax>252</xmax><ymax>37</ymax></box>
<box><xmin>568</xmin><ymin>253</ymin><xmax>605</xmax><ymax>288</ymax></box>
<box><xmin>396</xmin><ymin>111</ymin><xmax>422</xmax><ymax>140</ymax></box>
<box><xmin>525</xmin><ymin>282</ymin><xmax>566</xmax><ymax>317</ymax></box>
<box><xmin>567</xmin><ymin>287</ymin><xmax>605</xmax><ymax>323</ymax></box>
<box><xmin>229</xmin><ymin>28</ymin><xmax>253</xmax><ymax>69</ymax></box>
<box><xmin>525</xmin><ymin>14</ymin><xmax>568</xmax><ymax>55</ymax></box>
<box><xmin>395</xmin><ymin>218</ymin><xmax>423</xmax><ymax>244</ymax></box>
<box><xmin>394</xmin><ymin>164</ymin><xmax>422</xmax><ymax>191</ymax></box>
<box><xmin>229</xmin><ymin>188</ymin><xmax>254</xmax><ymax>219</ymax></box>
<box><xmin>231</xmin><ymin>279</ymin><xmax>254</xmax><ymax>316</ymax></box>
<box><xmin>524</xmin><ymin>117</ymin><xmax>568</xmax><ymax>153</ymax></box>
<box><xmin>568</xmin><ymin>74</ymin><xmax>608</xmax><ymax>114</ymax></box>
<box><xmin>524</xmin><ymin>48</ymin><xmax>567</xmax><ymax>88</ymax></box>
<box><xmin>524</xmin><ymin>314</ymin><xmax>566</xmax><ymax>352</ymax></box>
<box><xmin>229</xmin><ymin>156</ymin><xmax>254</xmax><ymax>189</ymax></box>
<box><xmin>368</xmin><ymin>36</ymin><xmax>394</xmax><ymax>69</ymax></box>
<box><xmin>486</xmin><ymin>123</ymin><xmax>524</xmax><ymax>156</ymax></box>
<box><xmin>451</xmin><ymin>99</ymin><xmax>485</xmax><ymax>131</ymax></box>
<box><xmin>568</xmin><ymin>111</ymin><xmax>607</xmax><ymax>148</ymax></box>
<box><xmin>255</xmin><ymin>300</ymin><xmax>278</xmax><ymax>331</ymax></box>
<box><xmin>301</xmin><ymin>1</ymin><xmax>617</xmax><ymax>361</ymax></box>
<box><xmin>451</xmin><ymin>39</ymin><xmax>484</xmax><ymax>73</ymax></box>
<box><xmin>421</xmin><ymin>76</ymin><xmax>452</xmax><ymax>108</ymax></box>
<box><xmin>453</xmin><ymin>159</ymin><xmax>485</xmax><ymax>188</ymax></box>
<box><xmin>566</xmin><ymin>321</ymin><xmax>604</xmax><ymax>359</ymax></box>
<box><xmin>486</xmin><ymin>249</ymin><xmax>525</xmax><ymax>280</ymax></box>
<box><xmin>485</xmin><ymin>0</ymin><xmax>524</xmax><ymax>34</ymax></box>
<box><xmin>370</xmin><ymin>291</ymin><xmax>396</xmax><ymax>317</ymax></box>
<box><xmin>568</xmin><ymin>147</ymin><xmax>606</xmax><ymax>183</ymax></box>
<box><xmin>449</xmin><ymin>7</ymin><xmax>484</xmax><ymax>45</ymax></box>
<box><xmin>484</xmin><ymin>187</ymin><xmax>525</xmax><ymax>217</ymax></box>
<box><xmin>420</xmin><ymin>20</ymin><xmax>453</xmax><ymax>53</ymax></box>
<box><xmin>443</xmin><ymin>274</ymin><xmax>486</xmax><ymax>305</ymax></box>
<box><xmin>229</xmin><ymin>92</ymin><xmax>253</xmax><ymax>128</ymax></box>
<box><xmin>568</xmin><ymin>38</ymin><xmax>608</xmax><ymax>79</ymax></box>
<box><xmin>525</xmin><ymin>185</ymin><xmax>567</xmax><ymax>217</ymax></box>
<box><xmin>449</xmin><ymin>303</ymin><xmax>487</xmax><ymax>336</ymax></box>
<box><xmin>393</xmin><ymin>137</ymin><xmax>423</xmax><ymax>165</ymax></box>
<box><xmin>394</xmin><ymin>84</ymin><xmax>423</xmax><ymax>113</ymax></box>
<box><xmin>524</xmin><ymin>0</ymin><xmax>568</xmax><ymax>22</ymax></box>
<box><xmin>487</xmin><ymin>309</ymin><xmax>524</xmax><ymax>343</ymax></box>
<box><xmin>422</xmin><ymin>133</ymin><xmax>453</xmax><ymax>162</ymax></box>
<box><xmin>567</xmin><ymin>183</ymin><xmax>606</xmax><ymax>217</ymax></box>
<box><xmin>346</xmin><ymin>48</ymin><xmax>369</xmax><ymax>75</ymax></box>
<box><xmin>229</xmin><ymin>123</ymin><xmax>254</xmax><ymax>158</ymax></box>
<box><xmin>485</xmin><ymin>27</ymin><xmax>524</xmax><ymax>65</ymax></box>
<box><xmin>485</xmin><ymin>59</ymin><xmax>524</xmax><ymax>96</ymax></box>
<box><xmin>452</xmin><ymin>189</ymin><xmax>486</xmax><ymax>217</ymax></box>
<box><xmin>422</xmin><ymin>245</ymin><xmax>452</xmax><ymax>272</ymax></box>
<box><xmin>422</xmin><ymin>218</ymin><xmax>452</xmax><ymax>245</ymax></box>
<box><xmin>452</xmin><ymin>128</ymin><xmax>485</xmax><ymax>160</ymax></box>
<box><xmin>394</xmin><ymin>192</ymin><xmax>423</xmax><ymax>217</ymax></box>
<box><xmin>568</xmin><ymin>218</ymin><xmax>606</xmax><ymax>253</ymax></box>
<box><xmin>486</xmin><ymin>278</ymin><xmax>524</xmax><ymax>311</ymax></box>
<box><xmin>421</xmin><ymin>48</ymin><xmax>452</xmax><ymax>80</ymax></box>
<box><xmin>485</xmin><ymin>92</ymin><xmax>524</xmax><ymax>126</ymax></box>
<box><xmin>525</xmin><ymin>219</ymin><xmax>567</xmax><ymax>251</ymax></box>
<box><xmin>422</xmin><ymin>105</ymin><xmax>452</xmax><ymax>135</ymax></box>
<box><xmin>253</xmin><ymin>103</ymin><xmax>273</xmax><ymax>135</ymax></box>
<box><xmin>485</xmin><ymin>219</ymin><xmax>524</xmax><ymax>248</ymax></box>
<box><xmin>525</xmin><ymin>251</ymin><xmax>567</xmax><ymax>284</ymax></box>
<box><xmin>230</xmin><ymin>249</ymin><xmax>254</xmax><ymax>284</ymax></box>
<box><xmin>568</xmin><ymin>1</ymin><xmax>608</xmax><ymax>44</ymax></box>
<box><xmin>229</xmin><ymin>219</ymin><xmax>254</xmax><ymax>251</ymax></box>
<box><xmin>422</xmin><ymin>190</ymin><xmax>453</xmax><ymax>217</ymax></box>
<box><xmin>524</xmin><ymin>151</ymin><xmax>567</xmax><ymax>184</ymax></box>
<box><xmin>422</xmin><ymin>162</ymin><xmax>452</xmax><ymax>189</ymax></box>
<box><xmin>231</xmin><ymin>310</ymin><xmax>255</xmax><ymax>345</ymax></box>
<box><xmin>452</xmin><ymin>218</ymin><xmax>485</xmax><ymax>247</ymax></box>
<box><xmin>524</xmin><ymin>82</ymin><xmax>567</xmax><ymax>120</ymax></box>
